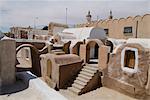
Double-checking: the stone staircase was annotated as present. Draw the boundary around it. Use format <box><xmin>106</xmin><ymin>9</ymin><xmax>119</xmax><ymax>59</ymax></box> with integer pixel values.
<box><xmin>68</xmin><ymin>64</ymin><xmax>101</xmax><ymax>95</ymax></box>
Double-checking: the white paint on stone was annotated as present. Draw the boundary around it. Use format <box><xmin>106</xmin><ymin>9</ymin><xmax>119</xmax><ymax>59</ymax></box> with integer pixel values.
<box><xmin>121</xmin><ymin>47</ymin><xmax>139</xmax><ymax>74</ymax></box>
<box><xmin>127</xmin><ymin>38</ymin><xmax>150</xmax><ymax>49</ymax></box>
<box><xmin>62</xmin><ymin>27</ymin><xmax>106</xmax><ymax>40</ymax></box>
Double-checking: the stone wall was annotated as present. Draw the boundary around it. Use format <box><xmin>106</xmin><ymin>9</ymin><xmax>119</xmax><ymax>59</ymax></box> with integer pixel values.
<box><xmin>0</xmin><ymin>39</ymin><xmax>16</xmax><ymax>87</ymax></box>
<box><xmin>103</xmin><ymin>43</ymin><xmax>150</xmax><ymax>98</ymax></box>
<box><xmin>40</xmin><ymin>54</ymin><xmax>83</xmax><ymax>89</ymax></box>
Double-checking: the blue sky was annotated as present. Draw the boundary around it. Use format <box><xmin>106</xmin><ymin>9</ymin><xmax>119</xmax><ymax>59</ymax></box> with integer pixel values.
<box><xmin>0</xmin><ymin>0</ymin><xmax>150</xmax><ymax>32</ymax></box>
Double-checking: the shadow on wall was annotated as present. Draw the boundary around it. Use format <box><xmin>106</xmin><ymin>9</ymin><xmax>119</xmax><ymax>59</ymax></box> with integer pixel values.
<box><xmin>16</xmin><ymin>44</ymin><xmax>43</xmax><ymax>77</ymax></box>
<box><xmin>0</xmin><ymin>72</ymin><xmax>36</xmax><ymax>95</ymax></box>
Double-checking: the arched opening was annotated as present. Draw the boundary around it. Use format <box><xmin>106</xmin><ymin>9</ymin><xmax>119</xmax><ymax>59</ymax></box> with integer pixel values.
<box><xmin>105</xmin><ymin>40</ymin><xmax>113</xmax><ymax>53</ymax></box>
<box><xmin>16</xmin><ymin>44</ymin><xmax>41</xmax><ymax>77</ymax></box>
<box><xmin>86</xmin><ymin>41</ymin><xmax>99</xmax><ymax>64</ymax></box>
<box><xmin>72</xmin><ymin>41</ymin><xmax>83</xmax><ymax>56</ymax></box>
<box><xmin>16</xmin><ymin>47</ymin><xmax>32</xmax><ymax>69</ymax></box>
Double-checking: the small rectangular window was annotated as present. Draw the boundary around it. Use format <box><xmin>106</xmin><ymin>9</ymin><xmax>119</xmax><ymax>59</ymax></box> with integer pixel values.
<box><xmin>104</xmin><ymin>29</ymin><xmax>109</xmax><ymax>35</ymax></box>
<box><xmin>124</xmin><ymin>27</ymin><xmax>132</xmax><ymax>34</ymax></box>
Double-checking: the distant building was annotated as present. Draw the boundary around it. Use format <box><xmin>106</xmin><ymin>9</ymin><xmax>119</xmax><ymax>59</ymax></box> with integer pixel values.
<box><xmin>10</xmin><ymin>22</ymin><xmax>68</xmax><ymax>40</ymax></box>
<box><xmin>10</xmin><ymin>26</ymin><xmax>49</xmax><ymax>39</ymax></box>
<box><xmin>76</xmin><ymin>11</ymin><xmax>150</xmax><ymax>39</ymax></box>
<box><xmin>48</xmin><ymin>22</ymin><xmax>68</xmax><ymax>35</ymax></box>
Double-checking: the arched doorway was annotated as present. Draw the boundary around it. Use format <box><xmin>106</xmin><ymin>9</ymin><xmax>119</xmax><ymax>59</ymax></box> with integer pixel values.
<box><xmin>86</xmin><ymin>39</ymin><xmax>103</xmax><ymax>64</ymax></box>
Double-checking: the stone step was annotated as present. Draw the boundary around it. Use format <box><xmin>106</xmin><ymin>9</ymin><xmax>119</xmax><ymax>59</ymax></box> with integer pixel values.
<box><xmin>82</xmin><ymin>68</ymin><xmax>96</xmax><ymax>74</ymax></box>
<box><xmin>68</xmin><ymin>87</ymin><xmax>80</xmax><ymax>95</ymax></box>
<box><xmin>76</xmin><ymin>76</ymin><xmax>89</xmax><ymax>83</ymax></box>
<box><xmin>78</xmin><ymin>74</ymin><xmax>92</xmax><ymax>80</ymax></box>
<box><xmin>72</xmin><ymin>83</ymin><xmax>84</xmax><ymax>90</ymax></box>
<box><xmin>80</xmin><ymin>70</ymin><xmax>94</xmax><ymax>77</ymax></box>
<box><xmin>74</xmin><ymin>80</ymin><xmax>87</xmax><ymax>86</ymax></box>
<box><xmin>84</xmin><ymin>66</ymin><xmax>99</xmax><ymax>71</ymax></box>
<box><xmin>86</xmin><ymin>64</ymin><xmax>98</xmax><ymax>68</ymax></box>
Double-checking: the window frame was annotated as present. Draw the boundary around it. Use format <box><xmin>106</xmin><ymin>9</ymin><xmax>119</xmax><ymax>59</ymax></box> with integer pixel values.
<box><xmin>123</xmin><ymin>27</ymin><xmax>133</xmax><ymax>35</ymax></box>
<box><xmin>121</xmin><ymin>47</ymin><xmax>138</xmax><ymax>73</ymax></box>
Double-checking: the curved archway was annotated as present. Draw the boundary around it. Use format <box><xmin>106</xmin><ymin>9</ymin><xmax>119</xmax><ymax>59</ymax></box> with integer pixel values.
<box><xmin>105</xmin><ymin>40</ymin><xmax>114</xmax><ymax>53</ymax></box>
<box><xmin>86</xmin><ymin>39</ymin><xmax>103</xmax><ymax>64</ymax></box>
<box><xmin>72</xmin><ymin>41</ymin><xmax>83</xmax><ymax>55</ymax></box>
<box><xmin>16</xmin><ymin>44</ymin><xmax>41</xmax><ymax>77</ymax></box>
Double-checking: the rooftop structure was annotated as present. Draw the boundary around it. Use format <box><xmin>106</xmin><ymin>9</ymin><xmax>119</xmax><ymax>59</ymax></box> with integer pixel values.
<box><xmin>48</xmin><ymin>22</ymin><xmax>68</xmax><ymax>35</ymax></box>
<box><xmin>76</xmin><ymin>14</ymin><xmax>150</xmax><ymax>39</ymax></box>
<box><xmin>86</xmin><ymin>11</ymin><xmax>92</xmax><ymax>23</ymax></box>
<box><xmin>10</xmin><ymin>26</ymin><xmax>49</xmax><ymax>39</ymax></box>
<box><xmin>62</xmin><ymin>27</ymin><xmax>106</xmax><ymax>41</ymax></box>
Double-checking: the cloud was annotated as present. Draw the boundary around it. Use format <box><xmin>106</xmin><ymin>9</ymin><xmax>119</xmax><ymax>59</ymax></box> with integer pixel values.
<box><xmin>0</xmin><ymin>0</ymin><xmax>149</xmax><ymax>32</ymax></box>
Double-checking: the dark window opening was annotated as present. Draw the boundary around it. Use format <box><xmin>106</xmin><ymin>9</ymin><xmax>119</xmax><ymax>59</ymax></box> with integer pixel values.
<box><xmin>124</xmin><ymin>27</ymin><xmax>132</xmax><ymax>34</ymax></box>
<box><xmin>104</xmin><ymin>29</ymin><xmax>109</xmax><ymax>35</ymax></box>
<box><xmin>94</xmin><ymin>44</ymin><xmax>99</xmax><ymax>59</ymax></box>
<box><xmin>124</xmin><ymin>50</ymin><xmax>135</xmax><ymax>69</ymax></box>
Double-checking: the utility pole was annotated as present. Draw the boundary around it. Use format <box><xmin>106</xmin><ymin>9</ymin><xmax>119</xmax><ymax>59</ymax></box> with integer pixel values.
<box><xmin>66</xmin><ymin>8</ymin><xmax>68</xmax><ymax>25</ymax></box>
<box><xmin>33</xmin><ymin>17</ymin><xmax>38</xmax><ymax>39</ymax></box>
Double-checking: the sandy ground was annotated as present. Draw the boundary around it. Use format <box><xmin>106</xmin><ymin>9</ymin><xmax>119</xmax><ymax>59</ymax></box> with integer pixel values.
<box><xmin>59</xmin><ymin>87</ymin><xmax>140</xmax><ymax>100</ymax></box>
<box><xmin>0</xmin><ymin>71</ymin><xmax>149</xmax><ymax>100</ymax></box>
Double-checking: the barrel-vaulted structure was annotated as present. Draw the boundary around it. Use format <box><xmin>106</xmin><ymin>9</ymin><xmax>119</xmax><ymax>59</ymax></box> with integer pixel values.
<box><xmin>62</xmin><ymin>27</ymin><xmax>107</xmax><ymax>41</ymax></box>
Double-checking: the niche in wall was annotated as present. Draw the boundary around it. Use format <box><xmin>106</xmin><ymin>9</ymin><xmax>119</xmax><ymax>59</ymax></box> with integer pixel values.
<box><xmin>121</xmin><ymin>47</ymin><xmax>138</xmax><ymax>73</ymax></box>
<box><xmin>124</xmin><ymin>50</ymin><xmax>135</xmax><ymax>69</ymax></box>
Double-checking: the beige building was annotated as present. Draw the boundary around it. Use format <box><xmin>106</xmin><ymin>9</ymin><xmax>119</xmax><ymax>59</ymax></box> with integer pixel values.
<box><xmin>10</xmin><ymin>22</ymin><xmax>68</xmax><ymax>40</ymax></box>
<box><xmin>10</xmin><ymin>26</ymin><xmax>49</xmax><ymax>39</ymax></box>
<box><xmin>76</xmin><ymin>12</ymin><xmax>150</xmax><ymax>39</ymax></box>
<box><xmin>48</xmin><ymin>22</ymin><xmax>68</xmax><ymax>35</ymax></box>
<box><xmin>10</xmin><ymin>26</ymin><xmax>31</xmax><ymax>39</ymax></box>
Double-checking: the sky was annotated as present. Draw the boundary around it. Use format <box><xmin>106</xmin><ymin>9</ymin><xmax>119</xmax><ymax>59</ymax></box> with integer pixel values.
<box><xmin>0</xmin><ymin>0</ymin><xmax>150</xmax><ymax>32</ymax></box>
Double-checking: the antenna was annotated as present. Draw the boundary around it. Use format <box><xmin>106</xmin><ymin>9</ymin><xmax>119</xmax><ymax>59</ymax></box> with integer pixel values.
<box><xmin>34</xmin><ymin>17</ymin><xmax>38</xmax><ymax>29</ymax></box>
<box><xmin>66</xmin><ymin>8</ymin><xmax>68</xmax><ymax>25</ymax></box>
